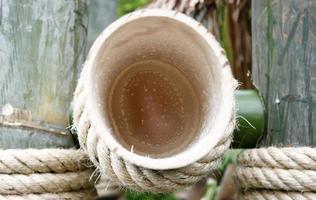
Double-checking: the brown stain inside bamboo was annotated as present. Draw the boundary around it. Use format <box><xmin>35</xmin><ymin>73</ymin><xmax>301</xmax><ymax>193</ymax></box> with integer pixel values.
<box><xmin>109</xmin><ymin>60</ymin><xmax>200</xmax><ymax>158</ymax></box>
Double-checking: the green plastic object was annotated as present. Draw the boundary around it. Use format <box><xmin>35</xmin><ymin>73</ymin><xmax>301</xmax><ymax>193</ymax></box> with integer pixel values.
<box><xmin>233</xmin><ymin>90</ymin><xmax>265</xmax><ymax>148</ymax></box>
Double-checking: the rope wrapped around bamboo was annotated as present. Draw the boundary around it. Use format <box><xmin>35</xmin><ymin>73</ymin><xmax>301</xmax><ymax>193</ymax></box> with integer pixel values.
<box><xmin>0</xmin><ymin>149</ymin><xmax>97</xmax><ymax>199</ymax></box>
<box><xmin>236</xmin><ymin>147</ymin><xmax>316</xmax><ymax>200</ymax></box>
<box><xmin>73</xmin><ymin>9</ymin><xmax>236</xmax><ymax>193</ymax></box>
<box><xmin>73</xmin><ymin>104</ymin><xmax>233</xmax><ymax>192</ymax></box>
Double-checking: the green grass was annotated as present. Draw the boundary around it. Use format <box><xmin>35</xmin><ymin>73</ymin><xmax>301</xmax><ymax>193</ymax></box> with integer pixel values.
<box><xmin>218</xmin><ymin>149</ymin><xmax>242</xmax><ymax>174</ymax></box>
<box><xmin>117</xmin><ymin>0</ymin><xmax>151</xmax><ymax>17</ymax></box>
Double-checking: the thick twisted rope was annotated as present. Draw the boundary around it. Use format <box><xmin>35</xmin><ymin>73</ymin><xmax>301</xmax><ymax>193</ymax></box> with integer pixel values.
<box><xmin>0</xmin><ymin>149</ymin><xmax>97</xmax><ymax>198</ymax></box>
<box><xmin>73</xmin><ymin>103</ymin><xmax>233</xmax><ymax>192</ymax></box>
<box><xmin>0</xmin><ymin>190</ymin><xmax>96</xmax><ymax>200</ymax></box>
<box><xmin>0</xmin><ymin>149</ymin><xmax>89</xmax><ymax>174</ymax></box>
<box><xmin>73</xmin><ymin>58</ymin><xmax>234</xmax><ymax>192</ymax></box>
<box><xmin>236</xmin><ymin>147</ymin><xmax>316</xmax><ymax>199</ymax></box>
<box><xmin>0</xmin><ymin>170</ymin><xmax>94</xmax><ymax>195</ymax></box>
<box><xmin>238</xmin><ymin>190</ymin><xmax>316</xmax><ymax>200</ymax></box>
<box><xmin>238</xmin><ymin>147</ymin><xmax>316</xmax><ymax>170</ymax></box>
<box><xmin>236</xmin><ymin>167</ymin><xmax>316</xmax><ymax>192</ymax></box>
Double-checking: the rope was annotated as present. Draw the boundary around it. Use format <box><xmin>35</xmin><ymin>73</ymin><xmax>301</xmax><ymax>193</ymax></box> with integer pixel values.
<box><xmin>0</xmin><ymin>149</ymin><xmax>89</xmax><ymax>174</ymax></box>
<box><xmin>0</xmin><ymin>170</ymin><xmax>94</xmax><ymax>195</ymax></box>
<box><xmin>236</xmin><ymin>147</ymin><xmax>316</xmax><ymax>199</ymax></box>
<box><xmin>0</xmin><ymin>149</ymin><xmax>97</xmax><ymax>198</ymax></box>
<box><xmin>237</xmin><ymin>147</ymin><xmax>316</xmax><ymax>170</ymax></box>
<box><xmin>238</xmin><ymin>190</ymin><xmax>316</xmax><ymax>200</ymax></box>
<box><xmin>0</xmin><ymin>190</ymin><xmax>96</xmax><ymax>200</ymax></box>
<box><xmin>236</xmin><ymin>167</ymin><xmax>316</xmax><ymax>192</ymax></box>
<box><xmin>73</xmin><ymin>113</ymin><xmax>233</xmax><ymax>193</ymax></box>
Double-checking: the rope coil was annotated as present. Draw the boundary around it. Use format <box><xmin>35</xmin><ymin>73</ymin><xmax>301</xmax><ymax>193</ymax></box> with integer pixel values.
<box><xmin>236</xmin><ymin>147</ymin><xmax>316</xmax><ymax>200</ymax></box>
<box><xmin>0</xmin><ymin>171</ymin><xmax>94</xmax><ymax>195</ymax></box>
<box><xmin>0</xmin><ymin>149</ymin><xmax>96</xmax><ymax>199</ymax></box>
<box><xmin>0</xmin><ymin>190</ymin><xmax>96</xmax><ymax>200</ymax></box>
<box><xmin>73</xmin><ymin>104</ymin><xmax>234</xmax><ymax>192</ymax></box>
<box><xmin>0</xmin><ymin>149</ymin><xmax>89</xmax><ymax>174</ymax></box>
<box><xmin>239</xmin><ymin>190</ymin><xmax>316</xmax><ymax>200</ymax></box>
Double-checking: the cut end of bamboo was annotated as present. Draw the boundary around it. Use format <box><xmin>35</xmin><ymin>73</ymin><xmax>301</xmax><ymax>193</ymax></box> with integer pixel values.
<box><xmin>83</xmin><ymin>9</ymin><xmax>235</xmax><ymax>170</ymax></box>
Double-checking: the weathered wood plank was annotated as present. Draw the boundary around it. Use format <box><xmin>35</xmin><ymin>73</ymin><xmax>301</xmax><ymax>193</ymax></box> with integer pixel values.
<box><xmin>252</xmin><ymin>0</ymin><xmax>316</xmax><ymax>146</ymax></box>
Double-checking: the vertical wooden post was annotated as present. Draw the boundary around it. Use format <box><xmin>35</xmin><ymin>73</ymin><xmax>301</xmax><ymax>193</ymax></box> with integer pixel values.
<box><xmin>87</xmin><ymin>0</ymin><xmax>117</xmax><ymax>49</ymax></box>
<box><xmin>252</xmin><ymin>0</ymin><xmax>316</xmax><ymax>146</ymax></box>
<box><xmin>0</xmin><ymin>0</ymin><xmax>88</xmax><ymax>148</ymax></box>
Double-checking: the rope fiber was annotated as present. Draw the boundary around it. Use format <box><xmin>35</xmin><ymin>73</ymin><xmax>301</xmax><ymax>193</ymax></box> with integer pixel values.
<box><xmin>0</xmin><ymin>149</ymin><xmax>96</xmax><ymax>199</ymax></box>
<box><xmin>236</xmin><ymin>147</ymin><xmax>316</xmax><ymax>200</ymax></box>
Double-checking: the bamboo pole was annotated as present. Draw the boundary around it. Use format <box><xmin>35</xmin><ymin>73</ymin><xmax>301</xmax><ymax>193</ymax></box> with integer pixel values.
<box><xmin>233</xmin><ymin>90</ymin><xmax>265</xmax><ymax>148</ymax></box>
<box><xmin>87</xmin><ymin>0</ymin><xmax>117</xmax><ymax>49</ymax></box>
<box><xmin>0</xmin><ymin>0</ymin><xmax>88</xmax><ymax>148</ymax></box>
<box><xmin>252</xmin><ymin>0</ymin><xmax>316</xmax><ymax>146</ymax></box>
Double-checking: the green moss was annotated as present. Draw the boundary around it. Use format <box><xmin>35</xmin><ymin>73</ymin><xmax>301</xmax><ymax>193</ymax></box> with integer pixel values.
<box><xmin>117</xmin><ymin>0</ymin><xmax>150</xmax><ymax>17</ymax></box>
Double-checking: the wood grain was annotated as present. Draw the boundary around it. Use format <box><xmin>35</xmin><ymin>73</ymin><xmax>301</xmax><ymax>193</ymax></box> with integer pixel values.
<box><xmin>0</xmin><ymin>0</ymin><xmax>88</xmax><ymax>127</ymax></box>
<box><xmin>0</xmin><ymin>0</ymin><xmax>88</xmax><ymax>148</ymax></box>
<box><xmin>252</xmin><ymin>0</ymin><xmax>316</xmax><ymax>146</ymax></box>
